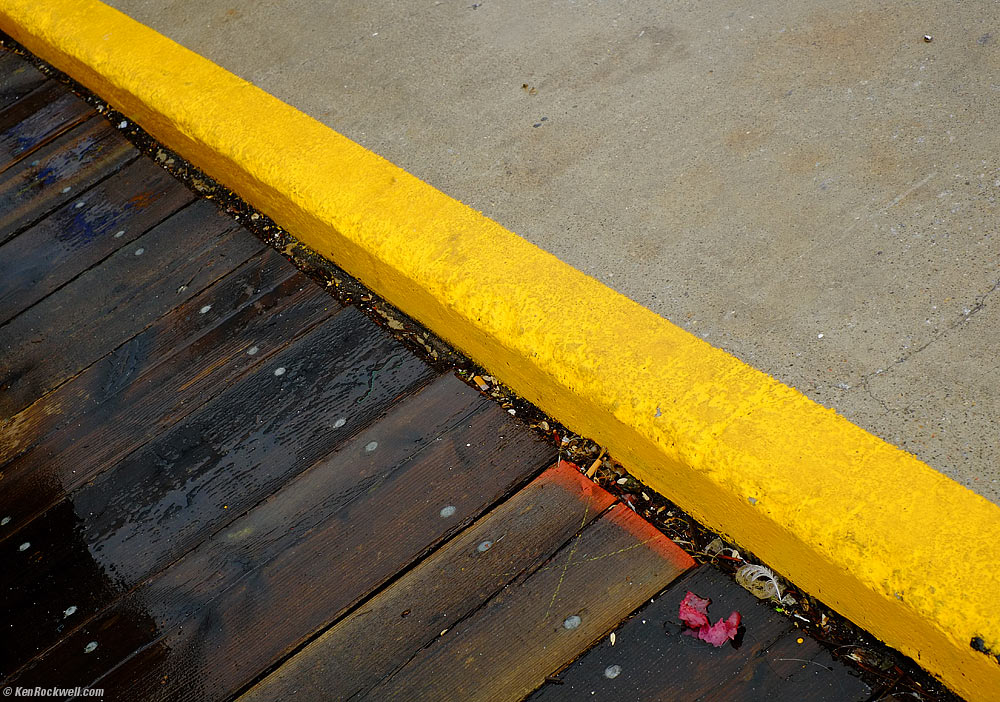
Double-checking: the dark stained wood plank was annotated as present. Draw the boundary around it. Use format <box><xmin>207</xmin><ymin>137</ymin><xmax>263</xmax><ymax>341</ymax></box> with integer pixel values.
<box><xmin>360</xmin><ymin>504</ymin><xmax>695</xmax><ymax>702</ymax></box>
<box><xmin>0</xmin><ymin>52</ymin><xmax>48</xmax><ymax>112</ymax></box>
<box><xmin>242</xmin><ymin>461</ymin><xmax>615</xmax><ymax>702</ymax></box>
<box><xmin>0</xmin><ymin>199</ymin><xmax>263</xmax><ymax>418</ymax></box>
<box><xmin>0</xmin><ymin>117</ymin><xmax>136</xmax><ymax>244</ymax></box>
<box><xmin>701</xmin><ymin>630</ymin><xmax>869</xmax><ymax>702</ymax></box>
<box><xmin>526</xmin><ymin>566</ymin><xmax>860</xmax><ymax>702</ymax></box>
<box><xmin>0</xmin><ymin>247</ymin><xmax>292</xmax><ymax>467</ymax></box>
<box><xmin>0</xmin><ymin>157</ymin><xmax>195</xmax><ymax>323</ymax></box>
<box><xmin>0</xmin><ymin>82</ymin><xmax>92</xmax><ymax>173</ymax></box>
<box><xmin>0</xmin><ymin>259</ymin><xmax>334</xmax><ymax>537</ymax></box>
<box><xmin>9</xmin><ymin>374</ymin><xmax>550</xmax><ymax>701</ymax></box>
<box><xmin>0</xmin><ymin>309</ymin><xmax>437</xmax><ymax>675</ymax></box>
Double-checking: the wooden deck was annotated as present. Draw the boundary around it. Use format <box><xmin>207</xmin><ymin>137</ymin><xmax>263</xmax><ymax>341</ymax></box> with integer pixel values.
<box><xmin>0</xmin><ymin>46</ymin><xmax>871</xmax><ymax>701</ymax></box>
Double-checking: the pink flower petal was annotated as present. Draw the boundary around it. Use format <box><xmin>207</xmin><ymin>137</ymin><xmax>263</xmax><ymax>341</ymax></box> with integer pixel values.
<box><xmin>678</xmin><ymin>591</ymin><xmax>711</xmax><ymax>629</ymax></box>
<box><xmin>696</xmin><ymin>611</ymin><xmax>742</xmax><ymax>647</ymax></box>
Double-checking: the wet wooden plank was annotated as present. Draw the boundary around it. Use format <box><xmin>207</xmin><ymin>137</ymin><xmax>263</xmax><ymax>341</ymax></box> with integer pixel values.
<box><xmin>243</xmin><ymin>461</ymin><xmax>615</xmax><ymax>702</ymax></box>
<box><xmin>10</xmin><ymin>374</ymin><xmax>549</xmax><ymax>701</ymax></box>
<box><xmin>0</xmin><ymin>117</ymin><xmax>136</xmax><ymax>245</ymax></box>
<box><xmin>360</xmin><ymin>504</ymin><xmax>694</xmax><ymax>702</ymax></box>
<box><xmin>0</xmin><ymin>309</ymin><xmax>436</xmax><ymax>674</ymax></box>
<box><xmin>526</xmin><ymin>566</ymin><xmax>828</xmax><ymax>701</ymax></box>
<box><xmin>0</xmin><ymin>248</ymin><xmax>295</xmax><ymax>467</ymax></box>
<box><xmin>0</xmin><ymin>52</ymin><xmax>48</xmax><ymax>112</ymax></box>
<box><xmin>0</xmin><ymin>258</ymin><xmax>334</xmax><ymax>537</ymax></box>
<box><xmin>0</xmin><ymin>157</ymin><xmax>195</xmax><ymax>323</ymax></box>
<box><xmin>701</xmin><ymin>630</ymin><xmax>869</xmax><ymax>702</ymax></box>
<box><xmin>0</xmin><ymin>200</ymin><xmax>262</xmax><ymax>419</ymax></box>
<box><xmin>0</xmin><ymin>81</ymin><xmax>92</xmax><ymax>172</ymax></box>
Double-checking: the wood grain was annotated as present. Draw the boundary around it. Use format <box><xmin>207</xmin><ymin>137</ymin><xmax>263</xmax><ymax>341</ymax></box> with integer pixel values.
<box><xmin>701</xmin><ymin>631</ymin><xmax>869</xmax><ymax>701</ymax></box>
<box><xmin>10</xmin><ymin>375</ymin><xmax>549</xmax><ymax>701</ymax></box>
<box><xmin>243</xmin><ymin>461</ymin><xmax>615</xmax><ymax>701</ymax></box>
<box><xmin>0</xmin><ymin>156</ymin><xmax>195</xmax><ymax>323</ymax></box>
<box><xmin>1</xmin><ymin>308</ymin><xmax>434</xmax><ymax>654</ymax></box>
<box><xmin>0</xmin><ymin>117</ymin><xmax>135</xmax><ymax>244</ymax></box>
<box><xmin>0</xmin><ymin>81</ymin><xmax>92</xmax><ymax>172</ymax></box>
<box><xmin>0</xmin><ymin>247</ymin><xmax>291</xmax><ymax>467</ymax></box>
<box><xmin>0</xmin><ymin>52</ymin><xmax>47</xmax><ymax>112</ymax></box>
<box><xmin>0</xmin><ymin>258</ymin><xmax>335</xmax><ymax>540</ymax></box>
<box><xmin>528</xmin><ymin>566</ymin><xmax>867</xmax><ymax>701</ymax></box>
<box><xmin>360</xmin><ymin>504</ymin><xmax>694</xmax><ymax>702</ymax></box>
<box><xmin>0</xmin><ymin>200</ymin><xmax>261</xmax><ymax>418</ymax></box>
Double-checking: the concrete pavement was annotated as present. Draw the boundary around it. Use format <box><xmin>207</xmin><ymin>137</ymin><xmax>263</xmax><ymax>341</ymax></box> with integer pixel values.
<box><xmin>107</xmin><ymin>0</ymin><xmax>1000</xmax><ymax>501</ymax></box>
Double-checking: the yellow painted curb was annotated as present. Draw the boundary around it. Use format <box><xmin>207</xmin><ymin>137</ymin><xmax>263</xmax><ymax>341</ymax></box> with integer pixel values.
<box><xmin>3</xmin><ymin>1</ymin><xmax>998</xmax><ymax>698</ymax></box>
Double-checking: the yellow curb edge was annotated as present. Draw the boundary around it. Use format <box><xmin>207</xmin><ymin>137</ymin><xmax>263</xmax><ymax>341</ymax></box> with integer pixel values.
<box><xmin>3</xmin><ymin>1</ymin><xmax>998</xmax><ymax>698</ymax></box>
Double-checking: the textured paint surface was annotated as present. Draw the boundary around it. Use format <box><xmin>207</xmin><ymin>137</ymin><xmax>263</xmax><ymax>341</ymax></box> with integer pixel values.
<box><xmin>1</xmin><ymin>2</ymin><xmax>997</xmax><ymax>698</ymax></box>
<box><xmin>103</xmin><ymin>0</ymin><xmax>1000</xmax><ymax>504</ymax></box>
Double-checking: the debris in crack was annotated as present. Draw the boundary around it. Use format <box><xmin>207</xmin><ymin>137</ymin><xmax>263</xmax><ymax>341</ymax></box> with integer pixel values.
<box><xmin>734</xmin><ymin>563</ymin><xmax>796</xmax><ymax>606</ymax></box>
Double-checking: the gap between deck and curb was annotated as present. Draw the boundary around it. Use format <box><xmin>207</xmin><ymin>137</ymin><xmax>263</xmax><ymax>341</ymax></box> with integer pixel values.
<box><xmin>2</xmin><ymin>1</ymin><xmax>998</xmax><ymax>699</ymax></box>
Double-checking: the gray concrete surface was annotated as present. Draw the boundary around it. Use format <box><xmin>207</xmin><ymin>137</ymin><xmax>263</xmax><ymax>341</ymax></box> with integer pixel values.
<box><xmin>108</xmin><ymin>0</ymin><xmax>1000</xmax><ymax>502</ymax></box>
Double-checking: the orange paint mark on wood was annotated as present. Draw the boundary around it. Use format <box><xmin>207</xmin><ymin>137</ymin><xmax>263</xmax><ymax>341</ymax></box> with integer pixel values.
<box><xmin>604</xmin><ymin>503</ymin><xmax>696</xmax><ymax>571</ymax></box>
<box><xmin>541</xmin><ymin>461</ymin><xmax>616</xmax><ymax>513</ymax></box>
<box><xmin>127</xmin><ymin>190</ymin><xmax>162</xmax><ymax>209</ymax></box>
